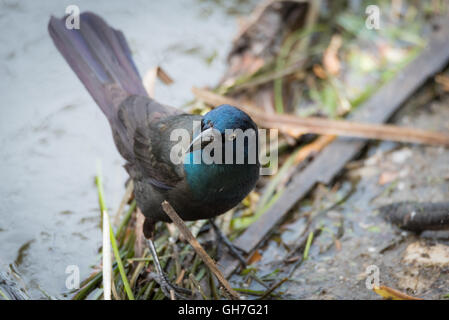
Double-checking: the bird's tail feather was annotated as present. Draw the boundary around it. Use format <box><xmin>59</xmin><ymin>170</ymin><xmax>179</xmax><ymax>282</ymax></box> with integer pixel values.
<box><xmin>48</xmin><ymin>12</ymin><xmax>148</xmax><ymax>123</ymax></box>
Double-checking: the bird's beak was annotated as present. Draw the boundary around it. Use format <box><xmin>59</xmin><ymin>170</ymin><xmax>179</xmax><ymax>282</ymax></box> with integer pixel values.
<box><xmin>187</xmin><ymin>127</ymin><xmax>216</xmax><ymax>153</ymax></box>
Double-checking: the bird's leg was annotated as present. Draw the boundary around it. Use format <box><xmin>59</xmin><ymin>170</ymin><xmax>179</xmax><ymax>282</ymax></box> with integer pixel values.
<box><xmin>209</xmin><ymin>219</ymin><xmax>247</xmax><ymax>268</ymax></box>
<box><xmin>146</xmin><ymin>238</ymin><xmax>191</xmax><ymax>299</ymax></box>
<box><xmin>143</xmin><ymin>219</ymin><xmax>191</xmax><ymax>299</ymax></box>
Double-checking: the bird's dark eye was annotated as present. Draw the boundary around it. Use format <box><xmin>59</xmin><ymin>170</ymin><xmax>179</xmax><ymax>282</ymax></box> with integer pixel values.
<box><xmin>201</xmin><ymin>120</ymin><xmax>213</xmax><ymax>130</ymax></box>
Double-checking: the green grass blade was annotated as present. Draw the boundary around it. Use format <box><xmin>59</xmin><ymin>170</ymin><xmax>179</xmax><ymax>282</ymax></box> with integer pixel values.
<box><xmin>303</xmin><ymin>231</ymin><xmax>314</xmax><ymax>260</ymax></box>
<box><xmin>96</xmin><ymin>161</ymin><xmax>135</xmax><ymax>300</ymax></box>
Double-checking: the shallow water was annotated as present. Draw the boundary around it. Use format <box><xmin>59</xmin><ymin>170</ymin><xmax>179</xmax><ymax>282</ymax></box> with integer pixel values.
<box><xmin>0</xmin><ymin>0</ymin><xmax>254</xmax><ymax>298</ymax></box>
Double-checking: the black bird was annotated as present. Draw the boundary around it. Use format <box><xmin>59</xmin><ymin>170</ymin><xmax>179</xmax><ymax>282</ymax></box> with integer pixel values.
<box><xmin>48</xmin><ymin>12</ymin><xmax>260</xmax><ymax>298</ymax></box>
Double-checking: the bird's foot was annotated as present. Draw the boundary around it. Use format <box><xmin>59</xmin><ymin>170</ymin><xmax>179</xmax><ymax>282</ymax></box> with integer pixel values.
<box><xmin>148</xmin><ymin>272</ymin><xmax>192</xmax><ymax>300</ymax></box>
<box><xmin>209</xmin><ymin>219</ymin><xmax>247</xmax><ymax>269</ymax></box>
<box><xmin>146</xmin><ymin>238</ymin><xmax>192</xmax><ymax>300</ymax></box>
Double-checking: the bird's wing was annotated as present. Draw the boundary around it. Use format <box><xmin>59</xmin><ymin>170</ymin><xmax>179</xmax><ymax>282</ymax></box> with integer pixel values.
<box><xmin>116</xmin><ymin>95</ymin><xmax>186</xmax><ymax>189</ymax></box>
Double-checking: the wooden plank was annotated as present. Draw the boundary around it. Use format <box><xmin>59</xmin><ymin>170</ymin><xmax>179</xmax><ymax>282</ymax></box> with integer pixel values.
<box><xmin>217</xmin><ymin>19</ymin><xmax>449</xmax><ymax>279</ymax></box>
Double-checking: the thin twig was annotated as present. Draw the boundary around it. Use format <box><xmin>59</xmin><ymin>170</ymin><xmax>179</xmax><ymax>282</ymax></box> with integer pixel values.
<box><xmin>258</xmin><ymin>278</ymin><xmax>288</xmax><ymax>300</ymax></box>
<box><xmin>192</xmin><ymin>87</ymin><xmax>449</xmax><ymax>146</ymax></box>
<box><xmin>161</xmin><ymin>201</ymin><xmax>240</xmax><ymax>300</ymax></box>
<box><xmin>189</xmin><ymin>274</ymin><xmax>208</xmax><ymax>300</ymax></box>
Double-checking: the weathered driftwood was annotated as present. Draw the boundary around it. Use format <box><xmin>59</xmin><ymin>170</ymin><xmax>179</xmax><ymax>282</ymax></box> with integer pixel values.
<box><xmin>380</xmin><ymin>202</ymin><xmax>449</xmax><ymax>232</ymax></box>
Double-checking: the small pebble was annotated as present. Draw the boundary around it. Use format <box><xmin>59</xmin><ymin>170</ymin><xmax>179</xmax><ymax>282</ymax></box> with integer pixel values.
<box><xmin>391</xmin><ymin>149</ymin><xmax>412</xmax><ymax>164</ymax></box>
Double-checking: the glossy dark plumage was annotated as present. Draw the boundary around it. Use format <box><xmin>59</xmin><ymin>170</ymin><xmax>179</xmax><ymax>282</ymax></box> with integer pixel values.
<box><xmin>48</xmin><ymin>12</ymin><xmax>260</xmax><ymax>236</ymax></box>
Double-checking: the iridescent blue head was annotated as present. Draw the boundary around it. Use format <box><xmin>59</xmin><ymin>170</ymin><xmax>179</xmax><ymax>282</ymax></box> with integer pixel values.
<box><xmin>183</xmin><ymin>104</ymin><xmax>260</xmax><ymax>202</ymax></box>
<box><xmin>186</xmin><ymin>104</ymin><xmax>259</xmax><ymax>163</ymax></box>
<box><xmin>202</xmin><ymin>104</ymin><xmax>257</xmax><ymax>133</ymax></box>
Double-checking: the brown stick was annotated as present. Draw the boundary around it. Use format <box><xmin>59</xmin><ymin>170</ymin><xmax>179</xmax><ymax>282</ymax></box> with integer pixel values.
<box><xmin>161</xmin><ymin>201</ymin><xmax>240</xmax><ymax>300</ymax></box>
<box><xmin>259</xmin><ymin>277</ymin><xmax>288</xmax><ymax>300</ymax></box>
<box><xmin>192</xmin><ymin>87</ymin><xmax>449</xmax><ymax>146</ymax></box>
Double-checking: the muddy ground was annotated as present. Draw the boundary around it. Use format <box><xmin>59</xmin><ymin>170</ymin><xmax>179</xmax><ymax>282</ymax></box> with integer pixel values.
<box><xmin>236</xmin><ymin>82</ymin><xmax>449</xmax><ymax>300</ymax></box>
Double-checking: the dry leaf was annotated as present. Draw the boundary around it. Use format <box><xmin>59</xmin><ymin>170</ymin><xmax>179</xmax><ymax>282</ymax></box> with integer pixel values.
<box><xmin>323</xmin><ymin>35</ymin><xmax>342</xmax><ymax>76</ymax></box>
<box><xmin>335</xmin><ymin>239</ymin><xmax>342</xmax><ymax>251</ymax></box>
<box><xmin>143</xmin><ymin>66</ymin><xmax>174</xmax><ymax>98</ymax></box>
<box><xmin>248</xmin><ymin>249</ymin><xmax>262</xmax><ymax>265</ymax></box>
<box><xmin>373</xmin><ymin>285</ymin><xmax>423</xmax><ymax>300</ymax></box>
<box><xmin>134</xmin><ymin>208</ymin><xmax>146</xmax><ymax>258</ymax></box>
<box><xmin>435</xmin><ymin>74</ymin><xmax>449</xmax><ymax>91</ymax></box>
<box><xmin>378</xmin><ymin>171</ymin><xmax>398</xmax><ymax>185</ymax></box>
<box><xmin>313</xmin><ymin>64</ymin><xmax>327</xmax><ymax>79</ymax></box>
